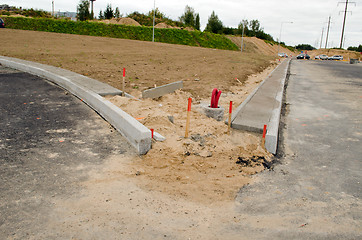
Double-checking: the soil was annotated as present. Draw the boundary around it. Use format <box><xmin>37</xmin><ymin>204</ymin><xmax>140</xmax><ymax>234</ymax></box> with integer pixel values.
<box><xmin>94</xmin><ymin>17</ymin><xmax>141</xmax><ymax>26</ymax></box>
<box><xmin>0</xmin><ymin>29</ymin><xmax>286</xmax><ymax>203</ymax></box>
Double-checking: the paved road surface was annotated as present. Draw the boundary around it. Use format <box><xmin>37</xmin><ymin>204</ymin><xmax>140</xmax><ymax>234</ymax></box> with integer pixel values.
<box><xmin>0</xmin><ymin>66</ymin><xmax>135</xmax><ymax>239</ymax></box>
<box><xmin>234</xmin><ymin>60</ymin><xmax>361</xmax><ymax>239</ymax></box>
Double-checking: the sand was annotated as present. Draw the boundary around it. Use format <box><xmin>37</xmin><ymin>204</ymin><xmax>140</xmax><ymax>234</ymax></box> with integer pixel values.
<box><xmin>105</xmin><ymin>64</ymin><xmax>277</xmax><ymax>203</ymax></box>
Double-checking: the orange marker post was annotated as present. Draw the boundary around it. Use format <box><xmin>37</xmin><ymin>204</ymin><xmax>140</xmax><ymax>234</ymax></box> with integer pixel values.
<box><xmin>150</xmin><ymin>129</ymin><xmax>154</xmax><ymax>139</ymax></box>
<box><xmin>185</xmin><ymin>98</ymin><xmax>192</xmax><ymax>138</ymax></box>
<box><xmin>262</xmin><ymin>124</ymin><xmax>267</xmax><ymax>148</ymax></box>
<box><xmin>228</xmin><ymin>101</ymin><xmax>233</xmax><ymax>134</ymax></box>
<box><xmin>122</xmin><ymin>68</ymin><xmax>126</xmax><ymax>96</ymax></box>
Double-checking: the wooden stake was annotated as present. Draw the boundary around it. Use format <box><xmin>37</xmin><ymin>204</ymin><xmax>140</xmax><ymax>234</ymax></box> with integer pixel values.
<box><xmin>185</xmin><ymin>98</ymin><xmax>192</xmax><ymax>138</ymax></box>
<box><xmin>122</xmin><ymin>68</ymin><xmax>126</xmax><ymax>96</ymax></box>
<box><xmin>228</xmin><ymin>101</ymin><xmax>233</xmax><ymax>134</ymax></box>
<box><xmin>262</xmin><ymin>124</ymin><xmax>267</xmax><ymax>148</ymax></box>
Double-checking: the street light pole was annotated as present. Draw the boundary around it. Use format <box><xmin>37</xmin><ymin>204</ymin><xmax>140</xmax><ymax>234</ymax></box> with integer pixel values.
<box><xmin>278</xmin><ymin>21</ymin><xmax>293</xmax><ymax>55</ymax></box>
<box><xmin>90</xmin><ymin>0</ymin><xmax>95</xmax><ymax>19</ymax></box>
<box><xmin>152</xmin><ymin>0</ymin><xmax>155</xmax><ymax>42</ymax></box>
<box><xmin>52</xmin><ymin>1</ymin><xmax>54</xmax><ymax>17</ymax></box>
<box><xmin>241</xmin><ymin>22</ymin><xmax>245</xmax><ymax>53</ymax></box>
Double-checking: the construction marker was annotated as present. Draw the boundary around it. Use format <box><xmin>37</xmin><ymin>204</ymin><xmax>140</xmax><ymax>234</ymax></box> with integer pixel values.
<box><xmin>228</xmin><ymin>101</ymin><xmax>233</xmax><ymax>134</ymax></box>
<box><xmin>262</xmin><ymin>124</ymin><xmax>267</xmax><ymax>148</ymax></box>
<box><xmin>122</xmin><ymin>68</ymin><xmax>126</xmax><ymax>96</ymax></box>
<box><xmin>150</xmin><ymin>129</ymin><xmax>154</xmax><ymax>139</ymax></box>
<box><xmin>185</xmin><ymin>98</ymin><xmax>192</xmax><ymax>138</ymax></box>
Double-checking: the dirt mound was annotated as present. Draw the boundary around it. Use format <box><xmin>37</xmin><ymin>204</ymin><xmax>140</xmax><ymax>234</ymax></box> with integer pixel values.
<box><xmin>227</xmin><ymin>36</ymin><xmax>295</xmax><ymax>56</ymax></box>
<box><xmin>155</xmin><ymin>22</ymin><xmax>174</xmax><ymax>29</ymax></box>
<box><xmin>97</xmin><ymin>17</ymin><xmax>141</xmax><ymax>26</ymax></box>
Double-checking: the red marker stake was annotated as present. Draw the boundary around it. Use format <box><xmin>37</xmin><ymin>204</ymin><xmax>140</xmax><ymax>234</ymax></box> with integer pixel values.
<box><xmin>122</xmin><ymin>68</ymin><xmax>126</xmax><ymax>96</ymax></box>
<box><xmin>228</xmin><ymin>101</ymin><xmax>233</xmax><ymax>134</ymax></box>
<box><xmin>151</xmin><ymin>129</ymin><xmax>154</xmax><ymax>139</ymax></box>
<box><xmin>185</xmin><ymin>98</ymin><xmax>192</xmax><ymax>138</ymax></box>
<box><xmin>262</xmin><ymin>124</ymin><xmax>267</xmax><ymax>148</ymax></box>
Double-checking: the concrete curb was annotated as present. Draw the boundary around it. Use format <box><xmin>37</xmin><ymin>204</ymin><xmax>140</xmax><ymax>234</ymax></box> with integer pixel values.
<box><xmin>0</xmin><ymin>56</ymin><xmax>151</xmax><ymax>155</ymax></box>
<box><xmin>265</xmin><ymin>59</ymin><xmax>291</xmax><ymax>154</ymax></box>
<box><xmin>228</xmin><ymin>59</ymin><xmax>291</xmax><ymax>154</ymax></box>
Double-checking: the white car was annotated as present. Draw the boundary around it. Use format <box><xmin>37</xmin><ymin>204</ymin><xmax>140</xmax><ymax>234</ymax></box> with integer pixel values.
<box><xmin>315</xmin><ymin>54</ymin><xmax>328</xmax><ymax>60</ymax></box>
<box><xmin>330</xmin><ymin>55</ymin><xmax>343</xmax><ymax>60</ymax></box>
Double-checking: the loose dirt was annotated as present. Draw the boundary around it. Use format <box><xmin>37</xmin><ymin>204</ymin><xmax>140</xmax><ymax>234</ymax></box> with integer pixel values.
<box><xmin>1</xmin><ymin>29</ymin><xmax>286</xmax><ymax>203</ymax></box>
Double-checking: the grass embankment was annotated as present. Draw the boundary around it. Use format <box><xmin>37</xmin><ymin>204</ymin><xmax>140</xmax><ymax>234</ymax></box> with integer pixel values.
<box><xmin>2</xmin><ymin>17</ymin><xmax>239</xmax><ymax>51</ymax></box>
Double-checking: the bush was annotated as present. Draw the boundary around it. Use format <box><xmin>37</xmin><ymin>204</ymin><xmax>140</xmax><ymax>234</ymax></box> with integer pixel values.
<box><xmin>3</xmin><ymin>17</ymin><xmax>238</xmax><ymax>51</ymax></box>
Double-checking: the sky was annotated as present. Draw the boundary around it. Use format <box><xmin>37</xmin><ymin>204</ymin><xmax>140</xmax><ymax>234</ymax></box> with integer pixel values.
<box><xmin>4</xmin><ymin>0</ymin><xmax>362</xmax><ymax>48</ymax></box>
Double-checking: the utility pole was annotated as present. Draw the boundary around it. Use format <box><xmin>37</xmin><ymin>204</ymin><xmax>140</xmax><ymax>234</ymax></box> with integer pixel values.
<box><xmin>152</xmin><ymin>0</ymin><xmax>156</xmax><ymax>42</ymax></box>
<box><xmin>90</xmin><ymin>0</ymin><xmax>95</xmax><ymax>19</ymax></box>
<box><xmin>338</xmin><ymin>0</ymin><xmax>355</xmax><ymax>48</ymax></box>
<box><xmin>52</xmin><ymin>1</ymin><xmax>54</xmax><ymax>17</ymax></box>
<box><xmin>277</xmin><ymin>21</ymin><xmax>293</xmax><ymax>55</ymax></box>
<box><xmin>325</xmin><ymin>16</ymin><xmax>331</xmax><ymax>49</ymax></box>
<box><xmin>241</xmin><ymin>21</ymin><xmax>245</xmax><ymax>53</ymax></box>
<box><xmin>320</xmin><ymin>27</ymin><xmax>324</xmax><ymax>49</ymax></box>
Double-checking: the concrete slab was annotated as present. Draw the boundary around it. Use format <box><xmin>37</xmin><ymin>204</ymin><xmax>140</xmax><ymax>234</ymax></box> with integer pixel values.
<box><xmin>142</xmin><ymin>81</ymin><xmax>183</xmax><ymax>99</ymax></box>
<box><xmin>231</xmin><ymin>59</ymin><xmax>291</xmax><ymax>154</ymax></box>
<box><xmin>0</xmin><ymin>56</ymin><xmax>152</xmax><ymax>154</ymax></box>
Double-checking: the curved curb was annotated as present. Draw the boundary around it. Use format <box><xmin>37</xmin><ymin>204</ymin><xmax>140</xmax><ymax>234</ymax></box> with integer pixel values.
<box><xmin>0</xmin><ymin>56</ymin><xmax>151</xmax><ymax>155</ymax></box>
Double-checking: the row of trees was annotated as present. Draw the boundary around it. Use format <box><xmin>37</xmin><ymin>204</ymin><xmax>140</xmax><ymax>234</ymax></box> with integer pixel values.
<box><xmin>347</xmin><ymin>45</ymin><xmax>362</xmax><ymax>52</ymax></box>
<box><xmin>76</xmin><ymin>1</ymin><xmax>273</xmax><ymax>41</ymax></box>
<box><xmin>98</xmin><ymin>4</ymin><xmax>121</xmax><ymax>19</ymax></box>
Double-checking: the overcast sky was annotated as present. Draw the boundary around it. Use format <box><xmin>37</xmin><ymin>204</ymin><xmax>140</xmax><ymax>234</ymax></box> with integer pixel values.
<box><xmin>4</xmin><ymin>0</ymin><xmax>362</xmax><ymax>48</ymax></box>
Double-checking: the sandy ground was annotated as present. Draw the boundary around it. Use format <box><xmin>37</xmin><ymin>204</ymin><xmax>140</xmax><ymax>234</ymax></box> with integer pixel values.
<box><xmin>105</xmin><ymin>64</ymin><xmax>277</xmax><ymax>203</ymax></box>
<box><xmin>1</xmin><ymin>29</ymin><xmax>278</xmax><ymax>99</ymax></box>
<box><xmin>1</xmin><ymin>29</ymin><xmax>285</xmax><ymax>203</ymax></box>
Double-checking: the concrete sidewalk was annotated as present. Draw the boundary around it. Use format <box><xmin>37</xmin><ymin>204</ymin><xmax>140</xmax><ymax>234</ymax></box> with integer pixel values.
<box><xmin>231</xmin><ymin>59</ymin><xmax>291</xmax><ymax>154</ymax></box>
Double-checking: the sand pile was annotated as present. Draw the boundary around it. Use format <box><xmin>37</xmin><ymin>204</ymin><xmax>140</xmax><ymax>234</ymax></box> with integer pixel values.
<box><xmin>98</xmin><ymin>17</ymin><xmax>141</xmax><ymax>26</ymax></box>
<box><xmin>155</xmin><ymin>22</ymin><xmax>174</xmax><ymax>29</ymax></box>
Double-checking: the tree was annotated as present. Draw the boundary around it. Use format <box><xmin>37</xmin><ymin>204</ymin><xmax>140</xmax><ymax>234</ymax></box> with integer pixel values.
<box><xmin>98</xmin><ymin>10</ymin><xmax>104</xmax><ymax>19</ymax></box>
<box><xmin>249</xmin><ymin>19</ymin><xmax>261</xmax><ymax>36</ymax></box>
<box><xmin>195</xmin><ymin>13</ymin><xmax>200</xmax><ymax>30</ymax></box>
<box><xmin>295</xmin><ymin>44</ymin><xmax>316</xmax><ymax>50</ymax></box>
<box><xmin>205</xmin><ymin>11</ymin><xmax>223</xmax><ymax>34</ymax></box>
<box><xmin>147</xmin><ymin>8</ymin><xmax>165</xmax><ymax>19</ymax></box>
<box><xmin>237</xmin><ymin>19</ymin><xmax>249</xmax><ymax>35</ymax></box>
<box><xmin>76</xmin><ymin>0</ymin><xmax>90</xmax><ymax>21</ymax></box>
<box><xmin>180</xmin><ymin>5</ymin><xmax>195</xmax><ymax>27</ymax></box>
<box><xmin>104</xmin><ymin>4</ymin><xmax>114</xmax><ymax>19</ymax></box>
<box><xmin>347</xmin><ymin>45</ymin><xmax>362</xmax><ymax>52</ymax></box>
<box><xmin>114</xmin><ymin>7</ymin><xmax>120</xmax><ymax>18</ymax></box>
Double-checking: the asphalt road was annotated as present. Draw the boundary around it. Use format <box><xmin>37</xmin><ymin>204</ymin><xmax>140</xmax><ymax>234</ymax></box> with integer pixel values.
<box><xmin>0</xmin><ymin>66</ymin><xmax>135</xmax><ymax>239</ymax></box>
<box><xmin>234</xmin><ymin>60</ymin><xmax>362</xmax><ymax>239</ymax></box>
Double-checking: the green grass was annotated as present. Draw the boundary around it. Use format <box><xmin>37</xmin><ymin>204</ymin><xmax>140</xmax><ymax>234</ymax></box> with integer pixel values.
<box><xmin>3</xmin><ymin>17</ymin><xmax>239</xmax><ymax>51</ymax></box>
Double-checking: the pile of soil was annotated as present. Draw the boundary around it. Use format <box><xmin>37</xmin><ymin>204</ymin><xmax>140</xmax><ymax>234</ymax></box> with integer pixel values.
<box><xmin>97</xmin><ymin>17</ymin><xmax>141</xmax><ymax>26</ymax></box>
<box><xmin>227</xmin><ymin>36</ymin><xmax>296</xmax><ymax>56</ymax></box>
<box><xmin>155</xmin><ymin>22</ymin><xmax>174</xmax><ymax>29</ymax></box>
